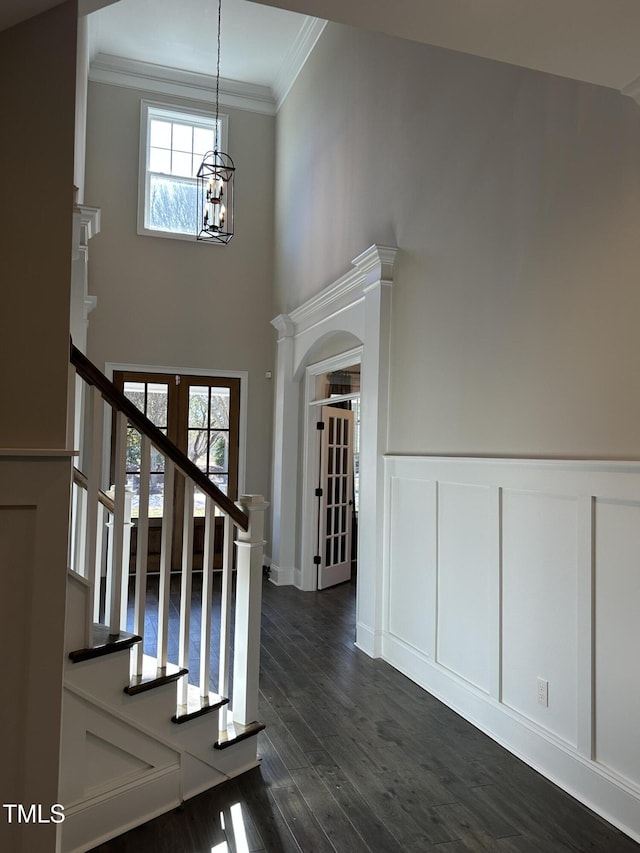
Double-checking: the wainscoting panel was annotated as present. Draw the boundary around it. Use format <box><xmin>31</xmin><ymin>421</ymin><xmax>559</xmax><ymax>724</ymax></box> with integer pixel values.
<box><xmin>387</xmin><ymin>476</ymin><xmax>436</xmax><ymax>658</ymax></box>
<box><xmin>437</xmin><ymin>482</ymin><xmax>493</xmax><ymax>693</ymax></box>
<box><xmin>501</xmin><ymin>489</ymin><xmax>578</xmax><ymax>747</ymax></box>
<box><xmin>0</xmin><ymin>452</ymin><xmax>73</xmax><ymax>853</ymax></box>
<box><xmin>594</xmin><ymin>498</ymin><xmax>640</xmax><ymax>788</ymax></box>
<box><xmin>382</xmin><ymin>456</ymin><xmax>640</xmax><ymax>843</ymax></box>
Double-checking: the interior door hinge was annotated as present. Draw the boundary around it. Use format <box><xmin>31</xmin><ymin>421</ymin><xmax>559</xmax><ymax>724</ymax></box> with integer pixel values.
<box><xmin>313</xmin><ymin>555</ymin><xmax>321</xmax><ymax>565</ymax></box>
<box><xmin>315</xmin><ymin>487</ymin><xmax>323</xmax><ymax>497</ymax></box>
<box><xmin>316</xmin><ymin>421</ymin><xmax>325</xmax><ymax>430</ymax></box>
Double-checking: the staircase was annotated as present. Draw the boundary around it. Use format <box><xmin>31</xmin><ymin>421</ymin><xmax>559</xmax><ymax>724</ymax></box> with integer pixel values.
<box><xmin>60</xmin><ymin>344</ymin><xmax>267</xmax><ymax>852</ymax></box>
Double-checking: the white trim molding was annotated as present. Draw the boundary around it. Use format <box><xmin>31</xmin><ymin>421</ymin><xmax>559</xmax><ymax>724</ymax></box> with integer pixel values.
<box><xmin>274</xmin><ymin>18</ymin><xmax>327</xmax><ymax>110</ymax></box>
<box><xmin>90</xmin><ymin>53</ymin><xmax>276</xmax><ymax>116</ymax></box>
<box><xmin>270</xmin><ymin>245</ymin><xmax>398</xmax><ymax>657</ymax></box>
<box><xmin>383</xmin><ymin>453</ymin><xmax>640</xmax><ymax>843</ymax></box>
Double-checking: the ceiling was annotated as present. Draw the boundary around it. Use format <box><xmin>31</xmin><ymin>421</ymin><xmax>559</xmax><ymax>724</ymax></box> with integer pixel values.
<box><xmin>249</xmin><ymin>0</ymin><xmax>640</xmax><ymax>93</ymax></box>
<box><xmin>89</xmin><ymin>0</ymin><xmax>315</xmax><ymax>91</ymax></box>
<box><xmin>3</xmin><ymin>0</ymin><xmax>640</xmax><ymax>98</ymax></box>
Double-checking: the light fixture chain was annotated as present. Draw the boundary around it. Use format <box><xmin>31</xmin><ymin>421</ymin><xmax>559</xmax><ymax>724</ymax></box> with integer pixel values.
<box><xmin>215</xmin><ymin>0</ymin><xmax>221</xmax><ymax>152</ymax></box>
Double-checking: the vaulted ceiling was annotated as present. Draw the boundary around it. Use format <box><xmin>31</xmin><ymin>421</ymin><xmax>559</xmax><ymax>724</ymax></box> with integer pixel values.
<box><xmin>3</xmin><ymin>0</ymin><xmax>640</xmax><ymax>99</ymax></box>
<box><xmin>251</xmin><ymin>0</ymin><xmax>640</xmax><ymax>93</ymax></box>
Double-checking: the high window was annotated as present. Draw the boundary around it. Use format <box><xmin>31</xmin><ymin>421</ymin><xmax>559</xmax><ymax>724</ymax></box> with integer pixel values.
<box><xmin>137</xmin><ymin>101</ymin><xmax>227</xmax><ymax>240</ymax></box>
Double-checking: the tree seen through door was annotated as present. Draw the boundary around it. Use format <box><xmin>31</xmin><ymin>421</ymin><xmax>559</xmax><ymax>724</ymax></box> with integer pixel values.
<box><xmin>114</xmin><ymin>370</ymin><xmax>240</xmax><ymax>570</ymax></box>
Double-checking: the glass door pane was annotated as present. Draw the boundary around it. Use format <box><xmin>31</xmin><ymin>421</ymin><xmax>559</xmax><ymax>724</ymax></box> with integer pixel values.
<box><xmin>122</xmin><ymin>380</ymin><xmax>169</xmax><ymax>517</ymax></box>
<box><xmin>187</xmin><ymin>384</ymin><xmax>233</xmax><ymax>516</ymax></box>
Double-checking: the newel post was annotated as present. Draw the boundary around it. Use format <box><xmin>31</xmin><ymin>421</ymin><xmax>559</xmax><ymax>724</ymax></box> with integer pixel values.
<box><xmin>233</xmin><ymin>494</ymin><xmax>269</xmax><ymax>726</ymax></box>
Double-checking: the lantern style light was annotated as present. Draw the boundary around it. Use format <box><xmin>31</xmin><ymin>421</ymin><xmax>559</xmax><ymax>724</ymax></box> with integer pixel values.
<box><xmin>197</xmin><ymin>150</ymin><xmax>235</xmax><ymax>243</ymax></box>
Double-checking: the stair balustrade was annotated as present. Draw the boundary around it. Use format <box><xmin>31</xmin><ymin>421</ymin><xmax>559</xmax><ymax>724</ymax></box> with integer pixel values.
<box><xmin>68</xmin><ymin>342</ymin><xmax>265</xmax><ymax>731</ymax></box>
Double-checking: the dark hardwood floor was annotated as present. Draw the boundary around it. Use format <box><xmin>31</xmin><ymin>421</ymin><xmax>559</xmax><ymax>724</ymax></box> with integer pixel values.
<box><xmin>91</xmin><ymin>577</ymin><xmax>640</xmax><ymax>852</ymax></box>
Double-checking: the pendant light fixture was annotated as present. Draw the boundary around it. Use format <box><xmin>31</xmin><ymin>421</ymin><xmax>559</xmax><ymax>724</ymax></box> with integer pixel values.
<box><xmin>196</xmin><ymin>0</ymin><xmax>235</xmax><ymax>243</ymax></box>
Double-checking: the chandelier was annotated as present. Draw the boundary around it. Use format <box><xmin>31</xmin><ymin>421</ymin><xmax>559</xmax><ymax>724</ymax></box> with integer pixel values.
<box><xmin>197</xmin><ymin>0</ymin><xmax>235</xmax><ymax>243</ymax></box>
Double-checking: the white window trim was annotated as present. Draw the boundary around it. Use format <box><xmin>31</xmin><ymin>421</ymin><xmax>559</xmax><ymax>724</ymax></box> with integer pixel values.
<box><xmin>137</xmin><ymin>99</ymin><xmax>229</xmax><ymax>243</ymax></box>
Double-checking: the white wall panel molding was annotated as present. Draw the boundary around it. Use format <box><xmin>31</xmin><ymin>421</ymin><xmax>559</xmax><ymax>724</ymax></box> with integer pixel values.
<box><xmin>0</xmin><ymin>453</ymin><xmax>72</xmax><ymax>853</ymax></box>
<box><xmin>382</xmin><ymin>454</ymin><xmax>640</xmax><ymax>843</ymax></box>
<box><xmin>436</xmin><ymin>481</ymin><xmax>493</xmax><ymax>694</ymax></box>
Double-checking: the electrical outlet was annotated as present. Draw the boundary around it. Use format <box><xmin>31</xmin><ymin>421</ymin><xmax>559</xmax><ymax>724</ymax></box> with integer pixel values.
<box><xmin>537</xmin><ymin>677</ymin><xmax>549</xmax><ymax>707</ymax></box>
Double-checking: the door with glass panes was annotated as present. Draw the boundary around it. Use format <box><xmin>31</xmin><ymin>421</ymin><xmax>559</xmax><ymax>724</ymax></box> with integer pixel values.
<box><xmin>317</xmin><ymin>405</ymin><xmax>354</xmax><ymax>589</ymax></box>
<box><xmin>114</xmin><ymin>371</ymin><xmax>240</xmax><ymax>572</ymax></box>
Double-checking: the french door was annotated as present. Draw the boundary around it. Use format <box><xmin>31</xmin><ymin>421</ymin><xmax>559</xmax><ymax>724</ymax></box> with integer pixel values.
<box><xmin>317</xmin><ymin>406</ymin><xmax>354</xmax><ymax>589</ymax></box>
<box><xmin>113</xmin><ymin>370</ymin><xmax>240</xmax><ymax>571</ymax></box>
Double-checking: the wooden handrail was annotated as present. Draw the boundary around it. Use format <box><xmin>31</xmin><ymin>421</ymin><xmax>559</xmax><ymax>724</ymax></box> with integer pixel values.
<box><xmin>73</xmin><ymin>466</ymin><xmax>116</xmax><ymax>514</ymax></box>
<box><xmin>71</xmin><ymin>343</ymin><xmax>249</xmax><ymax>531</ymax></box>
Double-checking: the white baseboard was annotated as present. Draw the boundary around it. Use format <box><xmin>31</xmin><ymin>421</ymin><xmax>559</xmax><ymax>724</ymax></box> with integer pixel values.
<box><xmin>61</xmin><ymin>765</ymin><xmax>181</xmax><ymax>853</ymax></box>
<box><xmin>268</xmin><ymin>563</ymin><xmax>296</xmax><ymax>586</ymax></box>
<box><xmin>355</xmin><ymin>621</ymin><xmax>383</xmax><ymax>658</ymax></box>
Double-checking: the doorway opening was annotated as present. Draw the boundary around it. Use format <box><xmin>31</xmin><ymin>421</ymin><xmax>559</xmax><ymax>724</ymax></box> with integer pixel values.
<box><xmin>112</xmin><ymin>368</ymin><xmax>242</xmax><ymax>572</ymax></box>
<box><xmin>302</xmin><ymin>349</ymin><xmax>361</xmax><ymax>591</ymax></box>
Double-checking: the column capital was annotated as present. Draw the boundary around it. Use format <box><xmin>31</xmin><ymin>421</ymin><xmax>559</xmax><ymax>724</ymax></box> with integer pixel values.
<box><xmin>352</xmin><ymin>244</ymin><xmax>398</xmax><ymax>290</ymax></box>
<box><xmin>271</xmin><ymin>314</ymin><xmax>295</xmax><ymax>340</ymax></box>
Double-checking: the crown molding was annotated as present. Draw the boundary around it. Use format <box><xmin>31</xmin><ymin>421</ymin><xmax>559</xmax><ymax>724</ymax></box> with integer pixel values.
<box><xmin>353</xmin><ymin>244</ymin><xmax>398</xmax><ymax>286</ymax></box>
<box><xmin>285</xmin><ymin>244</ymin><xmax>398</xmax><ymax>336</ymax></box>
<box><xmin>274</xmin><ymin>17</ymin><xmax>327</xmax><ymax>110</ymax></box>
<box><xmin>89</xmin><ymin>53</ymin><xmax>276</xmax><ymax>116</ymax></box>
<box><xmin>621</xmin><ymin>74</ymin><xmax>640</xmax><ymax>106</ymax></box>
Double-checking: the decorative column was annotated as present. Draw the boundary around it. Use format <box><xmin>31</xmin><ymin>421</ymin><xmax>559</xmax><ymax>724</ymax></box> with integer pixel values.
<box><xmin>352</xmin><ymin>245</ymin><xmax>397</xmax><ymax>657</ymax></box>
<box><xmin>70</xmin><ymin>199</ymin><xmax>100</xmax><ymax>454</ymax></box>
<box><xmin>269</xmin><ymin>315</ymin><xmax>299</xmax><ymax>585</ymax></box>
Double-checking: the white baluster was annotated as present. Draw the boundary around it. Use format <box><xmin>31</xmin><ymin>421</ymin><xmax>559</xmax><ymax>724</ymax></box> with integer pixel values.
<box><xmin>178</xmin><ymin>480</ymin><xmax>195</xmax><ymax>708</ymax></box>
<box><xmin>105</xmin><ymin>410</ymin><xmax>127</xmax><ymax>635</ymax></box>
<box><xmin>199</xmin><ymin>496</ymin><xmax>216</xmax><ymax>698</ymax></box>
<box><xmin>157</xmin><ymin>460</ymin><xmax>175</xmax><ymax>669</ymax></box>
<box><xmin>231</xmin><ymin>495</ymin><xmax>268</xmax><ymax>727</ymax></box>
<box><xmin>71</xmin><ymin>482</ymin><xmax>86</xmax><ymax>577</ymax></box>
<box><xmin>119</xmin><ymin>488</ymin><xmax>133</xmax><ymax>631</ymax></box>
<box><xmin>218</xmin><ymin>513</ymin><xmax>234</xmax><ymax>730</ymax></box>
<box><xmin>132</xmin><ymin>434</ymin><xmax>151</xmax><ymax>677</ymax></box>
<box><xmin>94</xmin><ymin>503</ymin><xmax>106</xmax><ymax>623</ymax></box>
<box><xmin>85</xmin><ymin>386</ymin><xmax>103</xmax><ymax>598</ymax></box>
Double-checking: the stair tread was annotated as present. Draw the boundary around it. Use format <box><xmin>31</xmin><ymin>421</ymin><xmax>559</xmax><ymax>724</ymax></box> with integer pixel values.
<box><xmin>172</xmin><ymin>685</ymin><xmax>229</xmax><ymax>723</ymax></box>
<box><xmin>69</xmin><ymin>624</ymin><xmax>142</xmax><ymax>663</ymax></box>
<box><xmin>214</xmin><ymin>718</ymin><xmax>265</xmax><ymax>750</ymax></box>
<box><xmin>125</xmin><ymin>655</ymin><xmax>188</xmax><ymax>695</ymax></box>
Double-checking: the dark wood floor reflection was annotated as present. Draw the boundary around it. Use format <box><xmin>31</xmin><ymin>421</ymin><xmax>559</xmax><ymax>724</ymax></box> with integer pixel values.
<box><xmin>91</xmin><ymin>578</ymin><xmax>640</xmax><ymax>852</ymax></box>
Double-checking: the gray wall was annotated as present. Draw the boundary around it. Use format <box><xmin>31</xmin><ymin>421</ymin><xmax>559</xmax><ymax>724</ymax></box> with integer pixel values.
<box><xmin>0</xmin><ymin>7</ymin><xmax>77</xmax><ymax>852</ymax></box>
<box><xmin>275</xmin><ymin>23</ymin><xmax>640</xmax><ymax>459</ymax></box>
<box><xmin>0</xmin><ymin>2</ymin><xmax>76</xmax><ymax>449</ymax></box>
<box><xmin>85</xmin><ymin>82</ymin><xmax>275</xmax><ymax>502</ymax></box>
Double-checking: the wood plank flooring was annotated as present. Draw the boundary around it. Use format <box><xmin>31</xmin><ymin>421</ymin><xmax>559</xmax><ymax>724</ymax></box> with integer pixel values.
<box><xmin>90</xmin><ymin>578</ymin><xmax>640</xmax><ymax>852</ymax></box>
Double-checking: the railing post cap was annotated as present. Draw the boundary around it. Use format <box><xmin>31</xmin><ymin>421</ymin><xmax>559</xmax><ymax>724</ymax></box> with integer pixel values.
<box><xmin>237</xmin><ymin>494</ymin><xmax>269</xmax><ymax>512</ymax></box>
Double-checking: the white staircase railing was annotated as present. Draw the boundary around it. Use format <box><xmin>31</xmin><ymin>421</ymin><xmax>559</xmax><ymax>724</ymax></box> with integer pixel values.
<box><xmin>69</xmin><ymin>343</ymin><xmax>265</xmax><ymax>729</ymax></box>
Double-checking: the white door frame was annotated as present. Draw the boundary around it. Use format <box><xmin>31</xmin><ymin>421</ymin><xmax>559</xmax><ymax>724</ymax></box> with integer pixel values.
<box><xmin>302</xmin><ymin>349</ymin><xmax>362</xmax><ymax>592</ymax></box>
<box><xmin>270</xmin><ymin>244</ymin><xmax>397</xmax><ymax>658</ymax></box>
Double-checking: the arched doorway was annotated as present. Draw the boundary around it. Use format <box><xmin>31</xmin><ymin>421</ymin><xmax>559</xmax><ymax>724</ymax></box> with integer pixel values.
<box><xmin>270</xmin><ymin>245</ymin><xmax>397</xmax><ymax>657</ymax></box>
<box><xmin>301</xmin><ymin>342</ymin><xmax>362</xmax><ymax>591</ymax></box>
